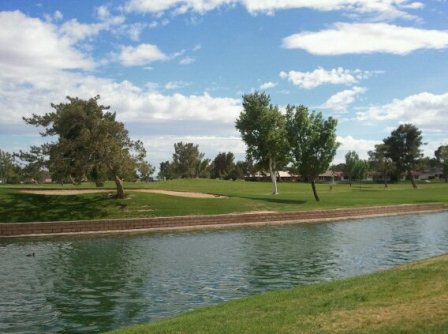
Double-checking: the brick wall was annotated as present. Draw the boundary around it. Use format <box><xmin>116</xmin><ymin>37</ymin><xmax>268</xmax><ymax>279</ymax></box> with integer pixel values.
<box><xmin>1</xmin><ymin>203</ymin><xmax>447</xmax><ymax>237</ymax></box>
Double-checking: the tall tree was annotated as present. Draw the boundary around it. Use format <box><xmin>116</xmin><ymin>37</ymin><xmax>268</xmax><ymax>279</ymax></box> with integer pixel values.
<box><xmin>383</xmin><ymin>124</ymin><xmax>423</xmax><ymax>189</ymax></box>
<box><xmin>235</xmin><ymin>92</ymin><xmax>289</xmax><ymax>194</ymax></box>
<box><xmin>0</xmin><ymin>149</ymin><xmax>20</xmax><ymax>184</ymax></box>
<box><xmin>158</xmin><ymin>161</ymin><xmax>173</xmax><ymax>180</ymax></box>
<box><xmin>353</xmin><ymin>159</ymin><xmax>369</xmax><ymax>184</ymax></box>
<box><xmin>196</xmin><ymin>158</ymin><xmax>211</xmax><ymax>178</ymax></box>
<box><xmin>344</xmin><ymin>151</ymin><xmax>359</xmax><ymax>187</ymax></box>
<box><xmin>171</xmin><ymin>142</ymin><xmax>204</xmax><ymax>178</ymax></box>
<box><xmin>435</xmin><ymin>145</ymin><xmax>448</xmax><ymax>182</ymax></box>
<box><xmin>23</xmin><ymin>96</ymin><xmax>147</xmax><ymax>198</ymax></box>
<box><xmin>211</xmin><ymin>152</ymin><xmax>235</xmax><ymax>179</ymax></box>
<box><xmin>368</xmin><ymin>143</ymin><xmax>393</xmax><ymax>187</ymax></box>
<box><xmin>286</xmin><ymin>105</ymin><xmax>339</xmax><ymax>201</ymax></box>
<box><xmin>137</xmin><ymin>161</ymin><xmax>155</xmax><ymax>182</ymax></box>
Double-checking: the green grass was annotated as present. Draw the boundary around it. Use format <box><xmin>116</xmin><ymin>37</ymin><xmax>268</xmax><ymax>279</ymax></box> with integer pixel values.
<box><xmin>1</xmin><ymin>179</ymin><xmax>447</xmax><ymax>223</ymax></box>
<box><xmin>107</xmin><ymin>254</ymin><xmax>448</xmax><ymax>334</ymax></box>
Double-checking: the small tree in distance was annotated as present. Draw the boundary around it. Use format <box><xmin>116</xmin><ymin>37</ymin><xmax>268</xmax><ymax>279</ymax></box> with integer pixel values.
<box><xmin>435</xmin><ymin>145</ymin><xmax>448</xmax><ymax>182</ymax></box>
<box><xmin>368</xmin><ymin>143</ymin><xmax>393</xmax><ymax>187</ymax></box>
<box><xmin>383</xmin><ymin>124</ymin><xmax>423</xmax><ymax>189</ymax></box>
<box><xmin>344</xmin><ymin>151</ymin><xmax>359</xmax><ymax>187</ymax></box>
<box><xmin>171</xmin><ymin>142</ymin><xmax>204</xmax><ymax>178</ymax></box>
<box><xmin>211</xmin><ymin>152</ymin><xmax>235</xmax><ymax>179</ymax></box>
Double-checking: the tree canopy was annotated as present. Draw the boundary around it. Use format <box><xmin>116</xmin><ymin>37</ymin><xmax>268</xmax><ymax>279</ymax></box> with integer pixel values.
<box><xmin>383</xmin><ymin>124</ymin><xmax>422</xmax><ymax>189</ymax></box>
<box><xmin>235</xmin><ymin>92</ymin><xmax>289</xmax><ymax>194</ymax></box>
<box><xmin>344</xmin><ymin>151</ymin><xmax>360</xmax><ymax>187</ymax></box>
<box><xmin>171</xmin><ymin>142</ymin><xmax>205</xmax><ymax>178</ymax></box>
<box><xmin>286</xmin><ymin>105</ymin><xmax>339</xmax><ymax>201</ymax></box>
<box><xmin>368</xmin><ymin>144</ymin><xmax>393</xmax><ymax>187</ymax></box>
<box><xmin>23</xmin><ymin>96</ymin><xmax>149</xmax><ymax>198</ymax></box>
<box><xmin>0</xmin><ymin>149</ymin><xmax>20</xmax><ymax>184</ymax></box>
<box><xmin>435</xmin><ymin>145</ymin><xmax>448</xmax><ymax>182</ymax></box>
<box><xmin>211</xmin><ymin>152</ymin><xmax>235</xmax><ymax>179</ymax></box>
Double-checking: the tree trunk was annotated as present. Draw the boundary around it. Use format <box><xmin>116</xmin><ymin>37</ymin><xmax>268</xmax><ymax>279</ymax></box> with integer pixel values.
<box><xmin>311</xmin><ymin>179</ymin><xmax>320</xmax><ymax>201</ymax></box>
<box><xmin>408</xmin><ymin>171</ymin><xmax>417</xmax><ymax>189</ymax></box>
<box><xmin>268</xmin><ymin>158</ymin><xmax>278</xmax><ymax>195</ymax></box>
<box><xmin>383</xmin><ymin>172</ymin><xmax>388</xmax><ymax>188</ymax></box>
<box><xmin>114</xmin><ymin>175</ymin><xmax>125</xmax><ymax>198</ymax></box>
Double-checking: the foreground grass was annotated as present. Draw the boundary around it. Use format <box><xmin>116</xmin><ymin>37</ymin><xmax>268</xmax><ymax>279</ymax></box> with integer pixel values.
<box><xmin>107</xmin><ymin>254</ymin><xmax>448</xmax><ymax>334</ymax></box>
<box><xmin>1</xmin><ymin>179</ymin><xmax>448</xmax><ymax>222</ymax></box>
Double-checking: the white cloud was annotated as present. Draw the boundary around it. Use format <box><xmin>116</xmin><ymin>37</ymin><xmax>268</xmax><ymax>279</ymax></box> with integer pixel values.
<box><xmin>243</xmin><ymin>0</ymin><xmax>422</xmax><ymax>19</ymax></box>
<box><xmin>322</xmin><ymin>86</ymin><xmax>367</xmax><ymax>112</ymax></box>
<box><xmin>356</xmin><ymin>91</ymin><xmax>448</xmax><ymax>131</ymax></box>
<box><xmin>60</xmin><ymin>19</ymin><xmax>107</xmax><ymax>42</ymax></box>
<box><xmin>282</xmin><ymin>22</ymin><xmax>448</xmax><ymax>55</ymax></box>
<box><xmin>335</xmin><ymin>136</ymin><xmax>381</xmax><ymax>163</ymax></box>
<box><xmin>0</xmin><ymin>11</ymin><xmax>94</xmax><ymax>72</ymax></box>
<box><xmin>96</xmin><ymin>5</ymin><xmax>110</xmax><ymax>20</ymax></box>
<box><xmin>0</xmin><ymin>65</ymin><xmax>241</xmax><ymax>125</ymax></box>
<box><xmin>60</xmin><ymin>11</ymin><xmax>125</xmax><ymax>43</ymax></box>
<box><xmin>119</xmin><ymin>43</ymin><xmax>168</xmax><ymax>66</ymax></box>
<box><xmin>115</xmin><ymin>91</ymin><xmax>240</xmax><ymax>123</ymax></box>
<box><xmin>259</xmin><ymin>82</ymin><xmax>277</xmax><ymax>90</ymax></box>
<box><xmin>279</xmin><ymin>67</ymin><xmax>377</xmax><ymax>89</ymax></box>
<box><xmin>179</xmin><ymin>56</ymin><xmax>196</xmax><ymax>65</ymax></box>
<box><xmin>44</xmin><ymin>10</ymin><xmax>63</xmax><ymax>22</ymax></box>
<box><xmin>125</xmin><ymin>0</ymin><xmax>422</xmax><ymax>20</ymax></box>
<box><xmin>165</xmin><ymin>81</ymin><xmax>191</xmax><ymax>90</ymax></box>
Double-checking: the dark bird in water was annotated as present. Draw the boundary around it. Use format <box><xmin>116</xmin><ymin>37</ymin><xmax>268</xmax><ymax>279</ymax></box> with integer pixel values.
<box><xmin>26</xmin><ymin>252</ymin><xmax>35</xmax><ymax>257</ymax></box>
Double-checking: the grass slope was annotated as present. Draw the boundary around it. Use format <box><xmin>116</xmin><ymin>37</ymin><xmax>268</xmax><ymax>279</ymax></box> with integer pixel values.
<box><xmin>1</xmin><ymin>179</ymin><xmax>448</xmax><ymax>223</ymax></box>
<box><xmin>107</xmin><ymin>254</ymin><xmax>448</xmax><ymax>334</ymax></box>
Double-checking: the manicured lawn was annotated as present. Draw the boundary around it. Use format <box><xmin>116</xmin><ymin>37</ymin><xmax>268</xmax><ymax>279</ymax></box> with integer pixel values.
<box><xmin>1</xmin><ymin>179</ymin><xmax>447</xmax><ymax>223</ymax></box>
<box><xmin>107</xmin><ymin>254</ymin><xmax>448</xmax><ymax>334</ymax></box>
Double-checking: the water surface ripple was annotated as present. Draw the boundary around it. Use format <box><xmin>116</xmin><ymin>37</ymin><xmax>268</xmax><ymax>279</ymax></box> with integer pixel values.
<box><xmin>1</xmin><ymin>212</ymin><xmax>448</xmax><ymax>333</ymax></box>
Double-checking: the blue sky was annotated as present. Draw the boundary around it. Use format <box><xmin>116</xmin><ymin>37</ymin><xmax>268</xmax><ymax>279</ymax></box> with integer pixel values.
<box><xmin>1</xmin><ymin>0</ymin><xmax>448</xmax><ymax>169</ymax></box>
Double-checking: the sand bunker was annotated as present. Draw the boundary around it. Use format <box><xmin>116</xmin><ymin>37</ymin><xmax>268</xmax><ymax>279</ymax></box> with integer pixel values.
<box><xmin>20</xmin><ymin>189</ymin><xmax>225</xmax><ymax>199</ymax></box>
<box><xmin>20</xmin><ymin>189</ymin><xmax>112</xmax><ymax>195</ymax></box>
<box><xmin>132</xmin><ymin>189</ymin><xmax>226</xmax><ymax>198</ymax></box>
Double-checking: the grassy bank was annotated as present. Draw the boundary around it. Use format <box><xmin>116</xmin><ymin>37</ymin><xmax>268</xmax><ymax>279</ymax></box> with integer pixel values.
<box><xmin>1</xmin><ymin>179</ymin><xmax>448</xmax><ymax>222</ymax></box>
<box><xmin>107</xmin><ymin>254</ymin><xmax>448</xmax><ymax>334</ymax></box>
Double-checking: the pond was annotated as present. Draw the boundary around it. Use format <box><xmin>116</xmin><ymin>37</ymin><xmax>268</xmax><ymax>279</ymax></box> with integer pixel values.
<box><xmin>1</xmin><ymin>211</ymin><xmax>448</xmax><ymax>333</ymax></box>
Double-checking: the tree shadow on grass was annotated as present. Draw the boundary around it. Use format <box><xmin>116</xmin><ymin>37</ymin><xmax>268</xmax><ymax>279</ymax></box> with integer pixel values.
<box><xmin>236</xmin><ymin>195</ymin><xmax>307</xmax><ymax>206</ymax></box>
<box><xmin>0</xmin><ymin>193</ymin><xmax>113</xmax><ymax>223</ymax></box>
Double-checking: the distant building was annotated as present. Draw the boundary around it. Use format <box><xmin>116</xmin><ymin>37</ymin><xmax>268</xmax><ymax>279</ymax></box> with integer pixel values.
<box><xmin>318</xmin><ymin>171</ymin><xmax>344</xmax><ymax>182</ymax></box>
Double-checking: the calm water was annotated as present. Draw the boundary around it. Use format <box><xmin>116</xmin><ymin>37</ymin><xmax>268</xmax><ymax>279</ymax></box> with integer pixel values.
<box><xmin>1</xmin><ymin>212</ymin><xmax>448</xmax><ymax>333</ymax></box>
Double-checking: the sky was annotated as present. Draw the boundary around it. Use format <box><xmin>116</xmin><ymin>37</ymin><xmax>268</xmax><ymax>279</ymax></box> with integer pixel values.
<box><xmin>1</xmin><ymin>0</ymin><xmax>448</xmax><ymax>170</ymax></box>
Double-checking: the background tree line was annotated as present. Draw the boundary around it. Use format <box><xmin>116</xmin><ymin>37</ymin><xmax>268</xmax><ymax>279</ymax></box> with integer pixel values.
<box><xmin>1</xmin><ymin>94</ymin><xmax>447</xmax><ymax>200</ymax></box>
<box><xmin>157</xmin><ymin>143</ymin><xmax>253</xmax><ymax>181</ymax></box>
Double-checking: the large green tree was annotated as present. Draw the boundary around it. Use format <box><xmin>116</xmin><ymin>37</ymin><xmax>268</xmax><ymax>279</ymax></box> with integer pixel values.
<box><xmin>158</xmin><ymin>161</ymin><xmax>173</xmax><ymax>180</ymax></box>
<box><xmin>236</xmin><ymin>92</ymin><xmax>289</xmax><ymax>194</ymax></box>
<box><xmin>171</xmin><ymin>142</ymin><xmax>205</xmax><ymax>178</ymax></box>
<box><xmin>211</xmin><ymin>152</ymin><xmax>235</xmax><ymax>179</ymax></box>
<box><xmin>285</xmin><ymin>105</ymin><xmax>339</xmax><ymax>201</ymax></box>
<box><xmin>23</xmin><ymin>96</ymin><xmax>147</xmax><ymax>198</ymax></box>
<box><xmin>383</xmin><ymin>124</ymin><xmax>423</xmax><ymax>189</ymax></box>
<box><xmin>435</xmin><ymin>145</ymin><xmax>448</xmax><ymax>182</ymax></box>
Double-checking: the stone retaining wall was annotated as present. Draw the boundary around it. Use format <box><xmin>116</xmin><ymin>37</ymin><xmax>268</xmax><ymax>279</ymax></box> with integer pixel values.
<box><xmin>1</xmin><ymin>203</ymin><xmax>447</xmax><ymax>237</ymax></box>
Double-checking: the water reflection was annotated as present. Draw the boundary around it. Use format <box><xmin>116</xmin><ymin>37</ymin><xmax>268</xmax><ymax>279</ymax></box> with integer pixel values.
<box><xmin>0</xmin><ymin>212</ymin><xmax>447</xmax><ymax>333</ymax></box>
